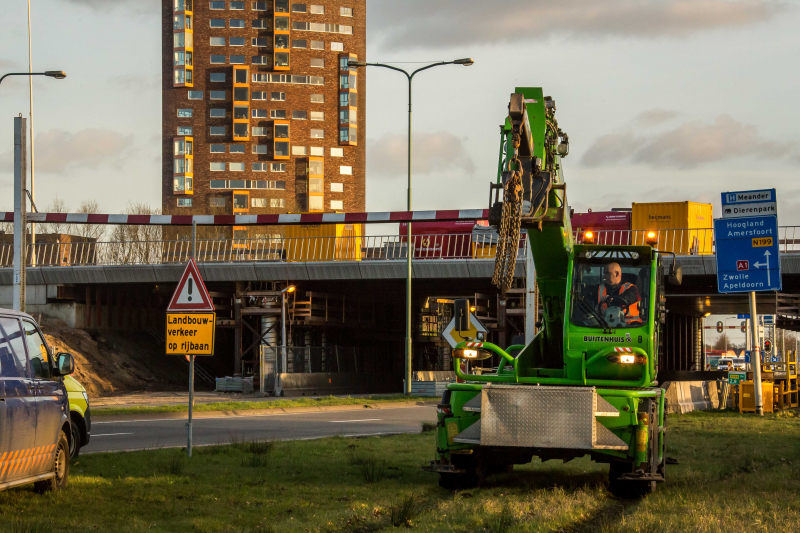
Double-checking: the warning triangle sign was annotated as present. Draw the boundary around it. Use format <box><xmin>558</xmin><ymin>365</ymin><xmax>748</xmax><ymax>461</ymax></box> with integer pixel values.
<box><xmin>167</xmin><ymin>258</ymin><xmax>214</xmax><ymax>312</ymax></box>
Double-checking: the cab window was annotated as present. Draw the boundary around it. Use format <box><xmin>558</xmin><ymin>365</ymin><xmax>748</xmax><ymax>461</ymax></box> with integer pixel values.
<box><xmin>570</xmin><ymin>257</ymin><xmax>649</xmax><ymax>329</ymax></box>
<box><xmin>0</xmin><ymin>317</ymin><xmax>28</xmax><ymax>378</ymax></box>
<box><xmin>23</xmin><ymin>321</ymin><xmax>50</xmax><ymax>380</ymax></box>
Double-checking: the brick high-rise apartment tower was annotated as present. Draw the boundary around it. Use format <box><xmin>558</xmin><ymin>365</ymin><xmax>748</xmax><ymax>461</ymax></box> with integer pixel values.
<box><xmin>163</xmin><ymin>0</ymin><xmax>365</xmax><ymax>236</ymax></box>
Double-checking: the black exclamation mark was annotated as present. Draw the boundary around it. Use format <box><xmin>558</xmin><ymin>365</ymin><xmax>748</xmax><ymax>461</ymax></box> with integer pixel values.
<box><xmin>188</xmin><ymin>278</ymin><xmax>193</xmax><ymax>302</ymax></box>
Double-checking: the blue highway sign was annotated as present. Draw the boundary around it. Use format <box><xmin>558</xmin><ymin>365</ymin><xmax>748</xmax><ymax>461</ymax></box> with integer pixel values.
<box><xmin>721</xmin><ymin>189</ymin><xmax>777</xmax><ymax>218</ymax></box>
<box><xmin>715</xmin><ymin>215</ymin><xmax>781</xmax><ymax>293</ymax></box>
<box><xmin>737</xmin><ymin>314</ymin><xmax>750</xmax><ymax>319</ymax></box>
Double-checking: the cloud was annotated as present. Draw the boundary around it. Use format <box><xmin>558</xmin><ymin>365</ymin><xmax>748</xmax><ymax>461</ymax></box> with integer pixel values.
<box><xmin>581</xmin><ymin>114</ymin><xmax>796</xmax><ymax>169</ymax></box>
<box><xmin>367</xmin><ymin>131</ymin><xmax>475</xmax><ymax>178</ymax></box>
<box><xmin>32</xmin><ymin>128</ymin><xmax>133</xmax><ymax>173</ymax></box>
<box><xmin>632</xmin><ymin>109</ymin><xmax>680</xmax><ymax>127</ymax></box>
<box><xmin>371</xmin><ymin>0</ymin><xmax>781</xmax><ymax>50</ymax></box>
<box><xmin>61</xmin><ymin>0</ymin><xmax>159</xmax><ymax>13</ymax></box>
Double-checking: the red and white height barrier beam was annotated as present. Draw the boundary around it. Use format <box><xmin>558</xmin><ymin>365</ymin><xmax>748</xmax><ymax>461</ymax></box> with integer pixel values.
<box><xmin>2</xmin><ymin>209</ymin><xmax>489</xmax><ymax>226</ymax></box>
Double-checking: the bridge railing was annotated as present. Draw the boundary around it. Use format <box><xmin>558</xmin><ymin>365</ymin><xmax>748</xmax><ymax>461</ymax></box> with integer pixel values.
<box><xmin>2</xmin><ymin>227</ymin><xmax>799</xmax><ymax>267</ymax></box>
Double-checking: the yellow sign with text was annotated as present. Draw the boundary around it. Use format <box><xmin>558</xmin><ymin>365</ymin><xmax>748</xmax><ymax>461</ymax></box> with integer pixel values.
<box><xmin>166</xmin><ymin>313</ymin><xmax>216</xmax><ymax>356</ymax></box>
<box><xmin>752</xmin><ymin>237</ymin><xmax>773</xmax><ymax>247</ymax></box>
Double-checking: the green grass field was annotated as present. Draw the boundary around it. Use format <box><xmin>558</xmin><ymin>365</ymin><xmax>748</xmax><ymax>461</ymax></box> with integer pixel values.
<box><xmin>93</xmin><ymin>395</ymin><xmax>432</xmax><ymax>416</ymax></box>
<box><xmin>1</xmin><ymin>410</ymin><xmax>799</xmax><ymax>532</ymax></box>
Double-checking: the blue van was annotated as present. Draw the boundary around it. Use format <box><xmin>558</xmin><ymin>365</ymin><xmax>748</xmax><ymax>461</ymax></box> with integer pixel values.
<box><xmin>0</xmin><ymin>310</ymin><xmax>75</xmax><ymax>493</ymax></box>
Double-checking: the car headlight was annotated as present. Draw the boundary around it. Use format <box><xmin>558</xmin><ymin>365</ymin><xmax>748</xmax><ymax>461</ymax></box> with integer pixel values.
<box><xmin>82</xmin><ymin>391</ymin><xmax>89</xmax><ymax>404</ymax></box>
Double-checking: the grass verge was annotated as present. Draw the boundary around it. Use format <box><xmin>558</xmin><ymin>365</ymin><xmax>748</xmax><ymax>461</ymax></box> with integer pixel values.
<box><xmin>93</xmin><ymin>394</ymin><xmax>431</xmax><ymax>416</ymax></box>
<box><xmin>1</xmin><ymin>410</ymin><xmax>799</xmax><ymax>532</ymax></box>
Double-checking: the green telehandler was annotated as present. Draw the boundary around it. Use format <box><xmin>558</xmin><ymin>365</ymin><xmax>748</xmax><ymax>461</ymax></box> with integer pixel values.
<box><xmin>425</xmin><ymin>88</ymin><xmax>682</xmax><ymax>498</ymax></box>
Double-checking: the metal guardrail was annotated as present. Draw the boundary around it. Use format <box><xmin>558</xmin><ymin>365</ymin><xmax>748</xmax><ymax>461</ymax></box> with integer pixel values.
<box><xmin>2</xmin><ymin>227</ymin><xmax>799</xmax><ymax>267</ymax></box>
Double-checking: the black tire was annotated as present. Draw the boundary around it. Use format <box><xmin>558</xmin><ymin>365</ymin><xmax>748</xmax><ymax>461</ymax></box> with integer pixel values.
<box><xmin>438</xmin><ymin>472</ymin><xmax>479</xmax><ymax>490</ymax></box>
<box><xmin>608</xmin><ymin>461</ymin><xmax>655</xmax><ymax>498</ymax></box>
<box><xmin>34</xmin><ymin>430</ymin><xmax>69</xmax><ymax>493</ymax></box>
<box><xmin>69</xmin><ymin>418</ymin><xmax>82</xmax><ymax>460</ymax></box>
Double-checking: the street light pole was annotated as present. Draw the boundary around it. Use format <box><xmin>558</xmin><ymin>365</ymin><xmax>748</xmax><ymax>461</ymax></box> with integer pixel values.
<box><xmin>349</xmin><ymin>58</ymin><xmax>474</xmax><ymax>395</ymax></box>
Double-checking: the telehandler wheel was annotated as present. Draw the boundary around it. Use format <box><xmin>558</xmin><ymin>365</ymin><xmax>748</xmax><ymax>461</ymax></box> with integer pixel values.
<box><xmin>438</xmin><ymin>472</ymin><xmax>479</xmax><ymax>490</ymax></box>
<box><xmin>607</xmin><ymin>462</ymin><xmax>655</xmax><ymax>499</ymax></box>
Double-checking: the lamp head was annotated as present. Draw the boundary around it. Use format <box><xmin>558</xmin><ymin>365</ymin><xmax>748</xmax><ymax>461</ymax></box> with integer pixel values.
<box><xmin>348</xmin><ymin>60</ymin><xmax>367</xmax><ymax>68</ymax></box>
<box><xmin>453</xmin><ymin>58</ymin><xmax>474</xmax><ymax>66</ymax></box>
<box><xmin>44</xmin><ymin>71</ymin><xmax>67</xmax><ymax>79</ymax></box>
<box><xmin>282</xmin><ymin>285</ymin><xmax>296</xmax><ymax>294</ymax></box>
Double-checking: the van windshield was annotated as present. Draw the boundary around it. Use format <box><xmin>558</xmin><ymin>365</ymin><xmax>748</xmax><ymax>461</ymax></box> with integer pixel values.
<box><xmin>570</xmin><ymin>256</ymin><xmax>650</xmax><ymax>329</ymax></box>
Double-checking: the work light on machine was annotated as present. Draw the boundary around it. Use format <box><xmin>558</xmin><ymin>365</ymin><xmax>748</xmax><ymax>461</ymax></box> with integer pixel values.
<box><xmin>582</xmin><ymin>231</ymin><xmax>595</xmax><ymax>244</ymax></box>
<box><xmin>452</xmin><ymin>348</ymin><xmax>492</xmax><ymax>360</ymax></box>
<box><xmin>607</xmin><ymin>353</ymin><xmax>647</xmax><ymax>364</ymax></box>
<box><xmin>645</xmin><ymin>231</ymin><xmax>658</xmax><ymax>246</ymax></box>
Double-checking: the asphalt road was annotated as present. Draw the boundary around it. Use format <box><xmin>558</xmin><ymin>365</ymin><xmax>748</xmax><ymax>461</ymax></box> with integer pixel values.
<box><xmin>83</xmin><ymin>405</ymin><xmax>437</xmax><ymax>453</ymax></box>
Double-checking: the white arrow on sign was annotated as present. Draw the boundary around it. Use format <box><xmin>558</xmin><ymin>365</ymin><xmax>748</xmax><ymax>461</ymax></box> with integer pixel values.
<box><xmin>753</xmin><ymin>250</ymin><xmax>771</xmax><ymax>285</ymax></box>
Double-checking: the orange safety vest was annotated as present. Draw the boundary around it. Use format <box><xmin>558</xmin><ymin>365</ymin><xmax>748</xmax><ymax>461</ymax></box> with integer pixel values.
<box><xmin>598</xmin><ymin>283</ymin><xmax>640</xmax><ymax>323</ymax></box>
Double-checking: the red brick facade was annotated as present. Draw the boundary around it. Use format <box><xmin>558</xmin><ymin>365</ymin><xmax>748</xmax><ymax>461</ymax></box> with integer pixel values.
<box><xmin>162</xmin><ymin>0</ymin><xmax>366</xmax><ymax>235</ymax></box>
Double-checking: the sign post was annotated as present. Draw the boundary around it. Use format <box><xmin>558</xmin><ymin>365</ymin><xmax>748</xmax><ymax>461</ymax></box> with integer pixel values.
<box><xmin>716</xmin><ymin>190</ymin><xmax>781</xmax><ymax>416</ymax></box>
<box><xmin>167</xmin><ymin>252</ymin><xmax>214</xmax><ymax>457</ymax></box>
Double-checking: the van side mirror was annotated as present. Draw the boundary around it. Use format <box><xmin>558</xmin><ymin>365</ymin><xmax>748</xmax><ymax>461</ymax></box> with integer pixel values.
<box><xmin>55</xmin><ymin>352</ymin><xmax>75</xmax><ymax>376</ymax></box>
<box><xmin>668</xmin><ymin>264</ymin><xmax>683</xmax><ymax>286</ymax></box>
<box><xmin>454</xmin><ymin>299</ymin><xmax>470</xmax><ymax>332</ymax></box>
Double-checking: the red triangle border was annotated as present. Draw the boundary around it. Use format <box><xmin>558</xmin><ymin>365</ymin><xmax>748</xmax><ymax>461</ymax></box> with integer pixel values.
<box><xmin>167</xmin><ymin>258</ymin><xmax>215</xmax><ymax>312</ymax></box>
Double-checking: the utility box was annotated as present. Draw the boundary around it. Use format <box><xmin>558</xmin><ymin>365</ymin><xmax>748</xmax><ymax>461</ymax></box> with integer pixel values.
<box><xmin>284</xmin><ymin>222</ymin><xmax>362</xmax><ymax>262</ymax></box>
<box><xmin>738</xmin><ymin>380</ymin><xmax>774</xmax><ymax>413</ymax></box>
<box><xmin>631</xmin><ymin>201</ymin><xmax>713</xmax><ymax>255</ymax></box>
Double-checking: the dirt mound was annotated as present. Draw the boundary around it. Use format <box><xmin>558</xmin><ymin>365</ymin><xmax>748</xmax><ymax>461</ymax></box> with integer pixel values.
<box><xmin>40</xmin><ymin>318</ymin><xmax>189</xmax><ymax>398</ymax></box>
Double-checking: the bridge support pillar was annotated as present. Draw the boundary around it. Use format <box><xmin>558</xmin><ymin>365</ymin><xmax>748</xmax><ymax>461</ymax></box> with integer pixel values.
<box><xmin>234</xmin><ymin>282</ymin><xmax>243</xmax><ymax>376</ymax></box>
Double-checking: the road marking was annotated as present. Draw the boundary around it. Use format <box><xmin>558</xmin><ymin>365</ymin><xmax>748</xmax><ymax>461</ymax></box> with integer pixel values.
<box><xmin>329</xmin><ymin>418</ymin><xmax>382</xmax><ymax>423</ymax></box>
<box><xmin>92</xmin><ymin>433</ymin><xmax>133</xmax><ymax>437</ymax></box>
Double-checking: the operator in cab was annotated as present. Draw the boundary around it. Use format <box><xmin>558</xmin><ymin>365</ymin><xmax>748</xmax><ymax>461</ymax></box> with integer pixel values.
<box><xmin>596</xmin><ymin>262</ymin><xmax>642</xmax><ymax>325</ymax></box>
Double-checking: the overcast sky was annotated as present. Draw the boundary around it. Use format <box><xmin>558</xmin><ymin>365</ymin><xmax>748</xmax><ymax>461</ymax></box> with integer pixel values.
<box><xmin>1</xmin><ymin>0</ymin><xmax>799</xmax><ymax>226</ymax></box>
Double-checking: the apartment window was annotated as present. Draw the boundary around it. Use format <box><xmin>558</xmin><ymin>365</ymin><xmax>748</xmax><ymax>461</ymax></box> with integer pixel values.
<box><xmin>252</xmin><ymin>73</ymin><xmax>270</xmax><ymax>82</ymax></box>
<box><xmin>188</xmin><ymin>91</ymin><xmax>203</xmax><ymax>100</ymax></box>
<box><xmin>292</xmin><ymin>40</ymin><xmax>307</xmax><ymax>49</ymax></box>
<box><xmin>251</xmin><ymin>198</ymin><xmax>267</xmax><ymax>208</ymax></box>
<box><xmin>330</xmin><ymin>183</ymin><xmax>343</xmax><ymax>192</ymax></box>
<box><xmin>210</xmin><ymin>126</ymin><xmax>226</xmax><ymax>135</ymax></box>
<box><xmin>210</xmin><ymin>144</ymin><xmax>226</xmax><ymax>153</ymax></box>
<box><xmin>230</xmin><ymin>55</ymin><xmax>245</xmax><ymax>64</ymax></box>
<box><xmin>210</xmin><ymin>73</ymin><xmax>226</xmax><ymax>82</ymax></box>
<box><xmin>210</xmin><ymin>90</ymin><xmax>226</xmax><ymax>100</ymax></box>
<box><xmin>310</xmin><ymin>58</ymin><xmax>324</xmax><ymax>68</ymax></box>
<box><xmin>270</xmin><ymin>163</ymin><xmax>286</xmax><ymax>172</ymax></box>
<box><xmin>230</xmin><ymin>162</ymin><xmax>245</xmax><ymax>171</ymax></box>
<box><xmin>210</xmin><ymin>55</ymin><xmax>226</xmax><ymax>64</ymax></box>
<box><xmin>177</xmin><ymin>126</ymin><xmax>193</xmax><ymax>135</ymax></box>
<box><xmin>230</xmin><ymin>37</ymin><xmax>245</xmax><ymax>46</ymax></box>
<box><xmin>310</xmin><ymin>5</ymin><xmax>324</xmax><ymax>14</ymax></box>
<box><xmin>252</xmin><ymin>1</ymin><xmax>268</xmax><ymax>10</ymax></box>
<box><xmin>234</xmin><ymin>87</ymin><xmax>249</xmax><ymax>100</ymax></box>
<box><xmin>230</xmin><ymin>144</ymin><xmax>246</xmax><ymax>153</ymax></box>
<box><xmin>292</xmin><ymin>3</ymin><xmax>306</xmax><ymax>12</ymax></box>
<box><xmin>275</xmin><ymin>34</ymin><xmax>290</xmax><ymax>48</ymax></box>
<box><xmin>339</xmin><ymin>92</ymin><xmax>356</xmax><ymax>107</ymax></box>
<box><xmin>308</xmin><ymin>196</ymin><xmax>323</xmax><ymax>211</ymax></box>
<box><xmin>210</xmin><ymin>108</ymin><xmax>226</xmax><ymax>118</ymax></box>
<box><xmin>309</xmin><ymin>160</ymin><xmax>323</xmax><ymax>176</ymax></box>
<box><xmin>230</xmin><ymin>1</ymin><xmax>244</xmax><ymax>9</ymax></box>
<box><xmin>233</xmin><ymin>123</ymin><xmax>249</xmax><ymax>137</ymax></box>
<box><xmin>292</xmin><ymin>21</ymin><xmax>308</xmax><ymax>30</ymax></box>
<box><xmin>310</xmin><ymin>146</ymin><xmax>324</xmax><ymax>156</ymax></box>
<box><xmin>330</xmin><ymin>147</ymin><xmax>343</xmax><ymax>157</ymax></box>
<box><xmin>210</xmin><ymin>37</ymin><xmax>225</xmax><ymax>46</ymax></box>
<box><xmin>252</xmin><ymin>19</ymin><xmax>269</xmax><ymax>29</ymax></box>
<box><xmin>331</xmin><ymin>42</ymin><xmax>343</xmax><ymax>51</ymax></box>
<box><xmin>210</xmin><ymin>1</ymin><xmax>225</xmax><ymax>8</ymax></box>
<box><xmin>270</xmin><ymin>198</ymin><xmax>285</xmax><ymax>208</ymax></box>
<box><xmin>310</xmin><ymin>111</ymin><xmax>324</xmax><ymax>121</ymax></box>
<box><xmin>275</xmin><ymin>0</ymin><xmax>289</xmax><ymax>13</ymax></box>
<box><xmin>252</xmin><ymin>144</ymin><xmax>268</xmax><ymax>154</ymax></box>
<box><xmin>209</xmin><ymin>198</ymin><xmax>226</xmax><ymax>208</ymax></box>
<box><xmin>275</xmin><ymin>16</ymin><xmax>289</xmax><ymax>31</ymax></box>
<box><xmin>210</xmin><ymin>162</ymin><xmax>225</xmax><ymax>171</ymax></box>
<box><xmin>292</xmin><ymin>146</ymin><xmax>307</xmax><ymax>155</ymax></box>
<box><xmin>252</xmin><ymin>109</ymin><xmax>268</xmax><ymax>118</ymax></box>
<box><xmin>210</xmin><ymin>19</ymin><xmax>225</xmax><ymax>28</ymax></box>
<box><xmin>252</xmin><ymin>162</ymin><xmax>268</xmax><ymax>171</ymax></box>
<box><xmin>272</xmin><ymin>92</ymin><xmax>286</xmax><ymax>101</ymax></box>
<box><xmin>292</xmin><ymin>110</ymin><xmax>307</xmax><ymax>120</ymax></box>
<box><xmin>177</xmin><ymin>198</ymin><xmax>193</xmax><ymax>207</ymax></box>
<box><xmin>310</xmin><ymin>40</ymin><xmax>324</xmax><ymax>50</ymax></box>
<box><xmin>340</xmin><ymin>165</ymin><xmax>353</xmax><ymax>175</ymax></box>
<box><xmin>177</xmin><ymin>108</ymin><xmax>193</xmax><ymax>117</ymax></box>
<box><xmin>252</xmin><ymin>127</ymin><xmax>268</xmax><ymax>136</ymax></box>
<box><xmin>310</xmin><ymin>94</ymin><xmax>324</xmax><ymax>103</ymax></box>
<box><xmin>271</xmin><ymin>109</ymin><xmax>287</xmax><ymax>119</ymax></box>
<box><xmin>230</xmin><ymin>19</ymin><xmax>245</xmax><ymax>28</ymax></box>
<box><xmin>310</xmin><ymin>129</ymin><xmax>324</xmax><ymax>139</ymax></box>
<box><xmin>252</xmin><ymin>37</ymin><xmax>269</xmax><ymax>47</ymax></box>
<box><xmin>340</xmin><ymin>6</ymin><xmax>352</xmax><ymax>16</ymax></box>
<box><xmin>339</xmin><ymin>127</ymin><xmax>356</xmax><ymax>143</ymax></box>
<box><xmin>330</xmin><ymin>200</ymin><xmax>343</xmax><ymax>210</ymax></box>
<box><xmin>252</xmin><ymin>55</ymin><xmax>270</xmax><ymax>65</ymax></box>
<box><xmin>252</xmin><ymin>91</ymin><xmax>268</xmax><ymax>100</ymax></box>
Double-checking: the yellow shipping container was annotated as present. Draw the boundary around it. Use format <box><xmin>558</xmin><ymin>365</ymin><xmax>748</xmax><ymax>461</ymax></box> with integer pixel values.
<box><xmin>284</xmin><ymin>222</ymin><xmax>362</xmax><ymax>262</ymax></box>
<box><xmin>631</xmin><ymin>201</ymin><xmax>713</xmax><ymax>255</ymax></box>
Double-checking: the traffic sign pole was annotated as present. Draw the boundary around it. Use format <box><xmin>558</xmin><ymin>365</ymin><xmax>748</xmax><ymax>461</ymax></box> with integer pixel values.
<box><xmin>188</xmin><ymin>221</ymin><xmax>197</xmax><ymax>457</ymax></box>
<box><xmin>749</xmin><ymin>292</ymin><xmax>763</xmax><ymax>415</ymax></box>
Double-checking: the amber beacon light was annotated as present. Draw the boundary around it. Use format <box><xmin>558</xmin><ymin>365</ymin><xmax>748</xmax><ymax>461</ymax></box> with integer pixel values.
<box><xmin>645</xmin><ymin>231</ymin><xmax>658</xmax><ymax>246</ymax></box>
